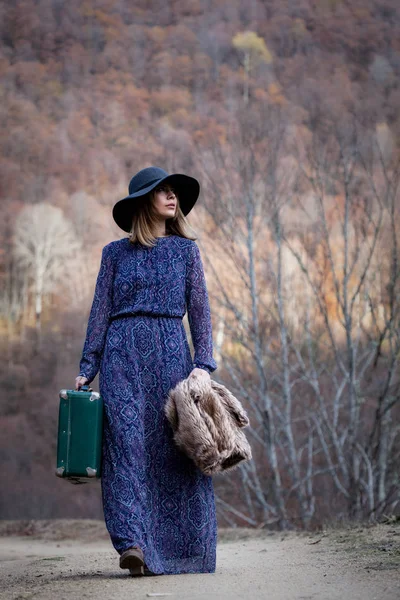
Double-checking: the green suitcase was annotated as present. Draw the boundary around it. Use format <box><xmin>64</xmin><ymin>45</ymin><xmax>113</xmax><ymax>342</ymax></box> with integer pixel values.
<box><xmin>55</xmin><ymin>385</ymin><xmax>104</xmax><ymax>484</ymax></box>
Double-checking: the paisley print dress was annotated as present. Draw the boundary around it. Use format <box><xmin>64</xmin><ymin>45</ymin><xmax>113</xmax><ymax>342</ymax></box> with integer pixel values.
<box><xmin>78</xmin><ymin>235</ymin><xmax>218</xmax><ymax>575</ymax></box>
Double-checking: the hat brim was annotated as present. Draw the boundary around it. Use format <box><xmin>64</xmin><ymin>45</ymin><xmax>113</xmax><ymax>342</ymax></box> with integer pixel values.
<box><xmin>112</xmin><ymin>173</ymin><xmax>200</xmax><ymax>232</ymax></box>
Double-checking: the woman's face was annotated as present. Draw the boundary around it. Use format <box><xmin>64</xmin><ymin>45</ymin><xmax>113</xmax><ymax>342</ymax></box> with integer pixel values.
<box><xmin>152</xmin><ymin>184</ymin><xmax>178</xmax><ymax>219</ymax></box>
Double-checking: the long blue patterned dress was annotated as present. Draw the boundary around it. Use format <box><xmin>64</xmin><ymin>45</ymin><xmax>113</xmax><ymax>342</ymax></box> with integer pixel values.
<box><xmin>78</xmin><ymin>234</ymin><xmax>218</xmax><ymax>575</ymax></box>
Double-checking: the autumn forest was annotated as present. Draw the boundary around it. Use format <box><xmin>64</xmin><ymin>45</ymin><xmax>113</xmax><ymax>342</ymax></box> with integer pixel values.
<box><xmin>1</xmin><ymin>0</ymin><xmax>399</xmax><ymax>528</ymax></box>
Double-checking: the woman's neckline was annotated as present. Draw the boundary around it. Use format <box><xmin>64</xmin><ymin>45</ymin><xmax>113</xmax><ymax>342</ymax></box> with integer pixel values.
<box><xmin>124</xmin><ymin>234</ymin><xmax>175</xmax><ymax>245</ymax></box>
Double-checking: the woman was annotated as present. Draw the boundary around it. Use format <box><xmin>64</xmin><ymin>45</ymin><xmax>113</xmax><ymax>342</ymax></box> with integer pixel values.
<box><xmin>75</xmin><ymin>166</ymin><xmax>218</xmax><ymax>577</ymax></box>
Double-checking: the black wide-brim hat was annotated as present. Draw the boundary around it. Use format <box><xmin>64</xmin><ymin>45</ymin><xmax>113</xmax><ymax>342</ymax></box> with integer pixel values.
<box><xmin>112</xmin><ymin>166</ymin><xmax>200</xmax><ymax>232</ymax></box>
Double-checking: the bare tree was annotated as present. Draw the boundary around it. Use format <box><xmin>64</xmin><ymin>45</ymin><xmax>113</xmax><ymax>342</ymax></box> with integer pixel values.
<box><xmin>195</xmin><ymin>106</ymin><xmax>400</xmax><ymax>528</ymax></box>
<box><xmin>285</xmin><ymin>118</ymin><xmax>400</xmax><ymax>521</ymax></box>
<box><xmin>0</xmin><ymin>200</ymin><xmax>28</xmax><ymax>324</ymax></box>
<box><xmin>196</xmin><ymin>104</ymin><xmax>305</xmax><ymax>528</ymax></box>
<box><xmin>13</xmin><ymin>203</ymin><xmax>81</xmax><ymax>334</ymax></box>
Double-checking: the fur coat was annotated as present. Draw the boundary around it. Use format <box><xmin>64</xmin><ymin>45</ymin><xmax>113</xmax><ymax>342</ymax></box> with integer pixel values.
<box><xmin>164</xmin><ymin>375</ymin><xmax>252</xmax><ymax>476</ymax></box>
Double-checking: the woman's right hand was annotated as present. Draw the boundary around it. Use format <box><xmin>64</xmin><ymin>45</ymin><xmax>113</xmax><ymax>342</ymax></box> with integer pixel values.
<box><xmin>75</xmin><ymin>376</ymin><xmax>88</xmax><ymax>390</ymax></box>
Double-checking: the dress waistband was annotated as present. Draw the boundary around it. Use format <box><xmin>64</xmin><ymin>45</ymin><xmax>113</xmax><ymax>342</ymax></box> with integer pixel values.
<box><xmin>110</xmin><ymin>311</ymin><xmax>183</xmax><ymax>321</ymax></box>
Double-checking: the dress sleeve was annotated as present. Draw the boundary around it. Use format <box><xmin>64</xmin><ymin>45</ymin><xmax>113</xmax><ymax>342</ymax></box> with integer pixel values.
<box><xmin>78</xmin><ymin>244</ymin><xmax>115</xmax><ymax>384</ymax></box>
<box><xmin>185</xmin><ymin>241</ymin><xmax>217</xmax><ymax>374</ymax></box>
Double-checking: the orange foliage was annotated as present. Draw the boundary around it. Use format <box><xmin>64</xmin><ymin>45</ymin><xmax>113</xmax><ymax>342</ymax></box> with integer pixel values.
<box><xmin>150</xmin><ymin>86</ymin><xmax>192</xmax><ymax>115</ymax></box>
<box><xmin>267</xmin><ymin>82</ymin><xmax>287</xmax><ymax>105</ymax></box>
<box><xmin>147</xmin><ymin>26</ymin><xmax>168</xmax><ymax>50</ymax></box>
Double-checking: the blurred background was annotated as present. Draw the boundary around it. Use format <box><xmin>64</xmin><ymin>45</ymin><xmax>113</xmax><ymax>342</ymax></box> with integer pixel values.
<box><xmin>0</xmin><ymin>0</ymin><xmax>399</xmax><ymax>529</ymax></box>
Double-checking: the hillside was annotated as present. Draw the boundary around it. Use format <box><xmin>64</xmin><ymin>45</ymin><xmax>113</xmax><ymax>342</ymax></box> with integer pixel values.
<box><xmin>1</xmin><ymin>0</ymin><xmax>399</xmax><ymax>525</ymax></box>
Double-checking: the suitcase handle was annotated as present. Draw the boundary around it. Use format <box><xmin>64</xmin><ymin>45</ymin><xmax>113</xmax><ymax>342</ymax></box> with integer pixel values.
<box><xmin>79</xmin><ymin>385</ymin><xmax>93</xmax><ymax>392</ymax></box>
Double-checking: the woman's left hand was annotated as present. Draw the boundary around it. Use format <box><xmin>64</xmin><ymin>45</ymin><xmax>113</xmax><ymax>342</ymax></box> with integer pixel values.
<box><xmin>188</xmin><ymin>367</ymin><xmax>211</xmax><ymax>383</ymax></box>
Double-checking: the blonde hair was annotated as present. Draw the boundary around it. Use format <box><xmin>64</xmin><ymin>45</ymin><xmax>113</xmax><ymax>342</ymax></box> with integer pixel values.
<box><xmin>128</xmin><ymin>190</ymin><xmax>197</xmax><ymax>247</ymax></box>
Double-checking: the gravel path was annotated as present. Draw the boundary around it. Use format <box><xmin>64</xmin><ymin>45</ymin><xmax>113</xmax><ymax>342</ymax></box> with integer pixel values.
<box><xmin>0</xmin><ymin>522</ymin><xmax>399</xmax><ymax>599</ymax></box>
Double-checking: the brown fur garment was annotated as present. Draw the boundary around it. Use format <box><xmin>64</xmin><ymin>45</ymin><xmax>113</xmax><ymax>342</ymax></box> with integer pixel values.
<box><xmin>165</xmin><ymin>376</ymin><xmax>252</xmax><ymax>476</ymax></box>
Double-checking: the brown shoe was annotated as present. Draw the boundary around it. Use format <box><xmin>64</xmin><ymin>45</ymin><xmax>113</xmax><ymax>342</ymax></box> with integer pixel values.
<box><xmin>119</xmin><ymin>546</ymin><xmax>145</xmax><ymax>576</ymax></box>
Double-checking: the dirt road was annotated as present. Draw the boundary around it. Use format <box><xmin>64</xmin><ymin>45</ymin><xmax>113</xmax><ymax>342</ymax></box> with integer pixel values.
<box><xmin>0</xmin><ymin>520</ymin><xmax>399</xmax><ymax>599</ymax></box>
